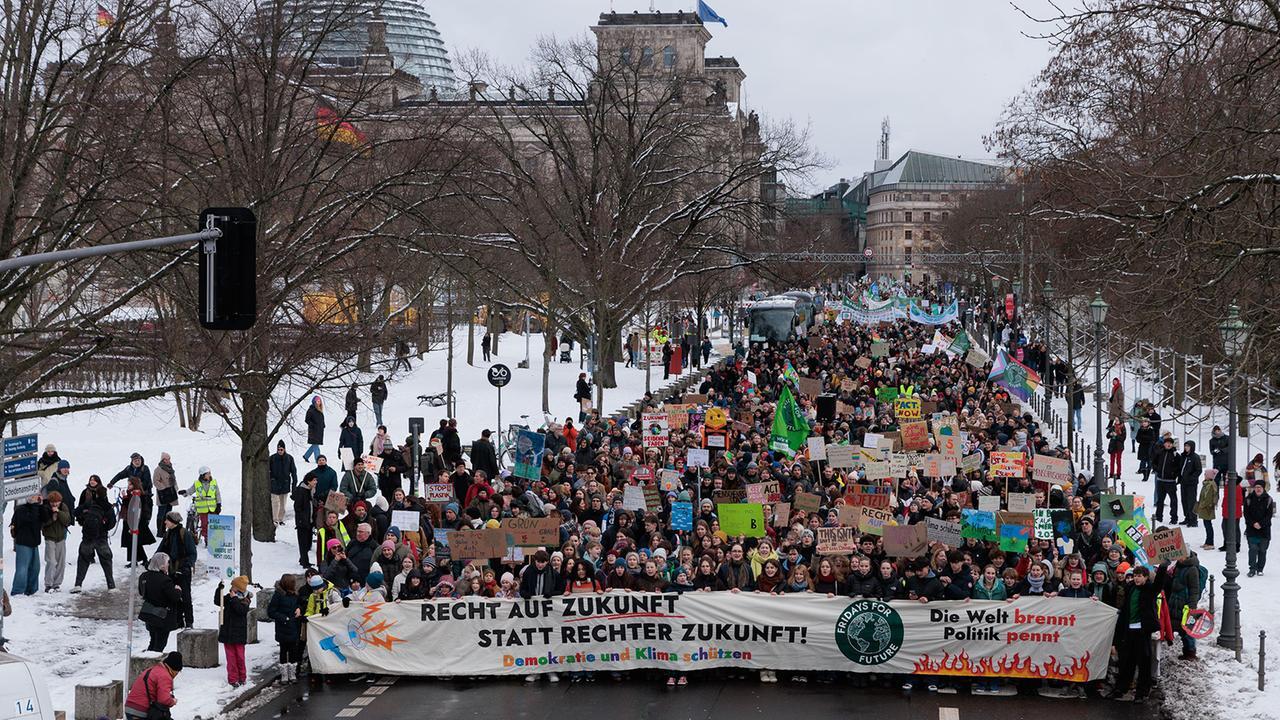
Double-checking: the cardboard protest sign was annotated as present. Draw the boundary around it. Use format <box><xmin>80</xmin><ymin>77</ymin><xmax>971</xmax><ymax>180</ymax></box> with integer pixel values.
<box><xmin>793</xmin><ymin>491</ymin><xmax>822</xmax><ymax>514</ymax></box>
<box><xmin>880</xmin><ymin>432</ymin><xmax>902</xmax><ymax>452</ymax></box>
<box><xmin>633</xmin><ymin>466</ymin><xmax>654</xmax><ymax>483</ymax></box>
<box><xmin>924</xmin><ymin>454</ymin><xmax>944</xmax><ymax>478</ymax></box>
<box><xmin>712</xmin><ymin>489</ymin><xmax>747</xmax><ymax>504</ymax></box>
<box><xmin>686</xmin><ymin>448</ymin><xmax>710</xmax><ymax>468</ymax></box>
<box><xmin>622</xmin><ymin>485</ymin><xmax>646</xmax><ymax>511</ymax></box>
<box><xmin>1147</xmin><ymin>526</ymin><xmax>1189</xmax><ymax>563</ymax></box>
<box><xmin>667</xmin><ymin>407</ymin><xmax>690</xmax><ymax>430</ymax></box>
<box><xmin>960</xmin><ymin>453</ymin><xmax>984</xmax><ymax>473</ymax></box>
<box><xmin>856</xmin><ymin>506</ymin><xmax>896</xmax><ymax>536</ymax></box>
<box><xmin>362</xmin><ymin>455</ymin><xmax>384</xmax><ymax>474</ymax></box>
<box><xmin>1034</xmin><ymin>454</ymin><xmax>1072</xmax><ymax>485</ymax></box>
<box><xmin>391</xmin><ymin>510</ymin><xmax>420</xmax><ymax>533</ymax></box>
<box><xmin>888</xmin><ymin>453</ymin><xmax>910</xmax><ymax>478</ymax></box>
<box><xmin>854</xmin><ymin>357</ymin><xmax>872</xmax><ymax>370</ymax></box>
<box><xmin>816</xmin><ymin>526</ymin><xmax>858</xmax><ymax>554</ymax></box>
<box><xmin>642</xmin><ymin>413</ymin><xmax>670</xmax><ymax>447</ymax></box>
<box><xmin>1033</xmin><ymin>509</ymin><xmax>1054</xmax><ymax>541</ymax></box>
<box><xmin>871</xmin><ymin>341</ymin><xmax>889</xmax><ymax>358</ymax></box>
<box><xmin>718</xmin><ymin>503</ymin><xmax>766</xmax><ymax>537</ymax></box>
<box><xmin>862</xmin><ymin>432</ymin><xmax>884</xmax><ymax>449</ymax></box>
<box><xmin>925</xmin><ymin>517</ymin><xmax>963</xmax><ymax>547</ymax></box>
<box><xmin>1007</xmin><ymin>492</ymin><xmax>1036</xmax><ymax>514</ymax></box>
<box><xmin>446</xmin><ymin>529</ymin><xmax>507</xmax><ymax>560</ymax></box>
<box><xmin>339</xmin><ymin>447</ymin><xmax>355</xmax><ymax>471</ymax></box>
<box><xmin>771</xmin><ymin>502</ymin><xmax>791</xmax><ymax>527</ymax></box>
<box><xmin>644</xmin><ymin>485</ymin><xmax>663</xmax><ymax>513</ymax></box>
<box><xmin>798</xmin><ymin>377</ymin><xmax>824</xmax><ymax>398</ymax></box>
<box><xmin>845</xmin><ymin>483</ymin><xmax>893</xmax><ymax>509</ymax></box>
<box><xmin>894</xmin><ymin>396</ymin><xmax>922</xmax><ymax>421</ymax></box>
<box><xmin>900</xmin><ymin>421</ymin><xmax>931</xmax><ymax>451</ymax></box>
<box><xmin>423</xmin><ymin>483</ymin><xmax>453</xmax><ymax>502</ymax></box>
<box><xmin>863</xmin><ymin>461</ymin><xmax>892</xmax><ymax>481</ymax></box>
<box><xmin>682</xmin><ymin>394</ymin><xmax>709</xmax><ymax>405</ymax></box>
<box><xmin>856</xmin><ymin>446</ymin><xmax>886</xmax><ymax>464</ymax></box>
<box><xmin>659</xmin><ymin>469</ymin><xmax>681</xmax><ymax>493</ymax></box>
<box><xmin>1051</xmin><ymin>510</ymin><xmax>1075</xmax><ymax>538</ymax></box>
<box><xmin>502</xmin><ymin>517</ymin><xmax>560</xmax><ymax>546</ymax></box>
<box><xmin>998</xmin><ymin>523</ymin><xmax>1030</xmax><ymax>553</ymax></box>
<box><xmin>884</xmin><ymin>523</ymin><xmax>928</xmax><ymax>558</ymax></box>
<box><xmin>990</xmin><ymin>451</ymin><xmax>1027</xmax><ymax>478</ymax></box>
<box><xmin>961</xmin><ymin>509</ymin><xmax>998</xmax><ymax>541</ymax></box>
<box><xmin>513</xmin><ymin>429</ymin><xmax>545</xmax><ymax>481</ymax></box>
<box><xmin>670</xmin><ymin>502</ymin><xmax>694</xmax><ymax>532</ymax></box>
<box><xmin>966</xmin><ymin>348</ymin><xmax>988</xmax><ymax>368</ymax></box>
<box><xmin>1100</xmin><ymin>494</ymin><xmax>1135</xmax><ymax>521</ymax></box>
<box><xmin>746</xmin><ymin>481</ymin><xmax>781</xmax><ymax>504</ymax></box>
<box><xmin>841</xmin><ymin>377</ymin><xmax>858</xmax><ymax>392</ymax></box>
<box><xmin>977</xmin><ymin>494</ymin><xmax>1001</xmax><ymax>512</ymax></box>
<box><xmin>806</xmin><ymin>436</ymin><xmax>827</xmax><ymax>461</ymax></box>
<box><xmin>826</xmin><ymin>445</ymin><xmax>856</xmax><ymax>469</ymax></box>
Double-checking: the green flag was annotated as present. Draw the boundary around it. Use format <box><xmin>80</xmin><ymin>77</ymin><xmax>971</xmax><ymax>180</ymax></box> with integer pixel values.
<box><xmin>949</xmin><ymin>330</ymin><xmax>972</xmax><ymax>355</ymax></box>
<box><xmin>771</xmin><ymin>385</ymin><xmax>809</xmax><ymax>454</ymax></box>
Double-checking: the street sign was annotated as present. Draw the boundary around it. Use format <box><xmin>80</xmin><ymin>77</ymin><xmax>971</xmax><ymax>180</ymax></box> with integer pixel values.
<box><xmin>2</xmin><ymin>435</ymin><xmax>37</xmax><ymax>457</ymax></box>
<box><xmin>487</xmin><ymin>364</ymin><xmax>511</xmax><ymax>388</ymax></box>
<box><xmin>2</xmin><ymin>455</ymin><xmax>36</xmax><ymax>480</ymax></box>
<box><xmin>863</xmin><ymin>248</ymin><xmax>873</xmax><ymax>258</ymax></box>
<box><xmin>2</xmin><ymin>476</ymin><xmax>40</xmax><ymax>503</ymax></box>
<box><xmin>408</xmin><ymin>417</ymin><xmax>425</xmax><ymax>435</ymax></box>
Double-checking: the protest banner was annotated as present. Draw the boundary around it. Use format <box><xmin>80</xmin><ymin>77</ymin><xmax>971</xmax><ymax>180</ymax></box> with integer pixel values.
<box><xmin>826</xmin><ymin>445</ymin><xmax>856</xmax><ymax>469</ymax></box>
<box><xmin>391</xmin><ymin>510</ymin><xmax>420</xmax><ymax>534</ymax></box>
<box><xmin>966</xmin><ymin>348</ymin><xmax>988</xmax><ymax>368</ymax></box>
<box><xmin>718</xmin><ymin>503</ymin><xmax>766</xmax><ymax>537</ymax></box>
<box><xmin>884</xmin><ymin>523</ymin><xmax>928</xmax><ymax>558</ymax></box>
<box><xmin>771</xmin><ymin>503</ymin><xmax>791</xmax><ymax>527</ymax></box>
<box><xmin>960</xmin><ymin>453</ymin><xmax>984</xmax><ymax>474</ymax></box>
<box><xmin>989</xmin><ymin>452</ymin><xmax>1026</xmax><ymax>478</ymax></box>
<box><xmin>1147</xmin><ymin>527</ymin><xmax>1189</xmax><ymax>563</ymax></box>
<box><xmin>423</xmin><ymin>483</ymin><xmax>454</xmax><ymax>502</ymax></box>
<box><xmin>888</xmin><ymin>453</ymin><xmax>910</xmax><ymax>478</ymax></box>
<box><xmin>446</xmin><ymin>529</ymin><xmax>507</xmax><ymax>561</ymax></box>
<box><xmin>660</xmin><ymin>470</ymin><xmax>680</xmax><ymax>493</ymax></box>
<box><xmin>793</xmin><ymin>492</ymin><xmax>822</xmax><ymax>514</ymax></box>
<box><xmin>894</xmin><ymin>396</ymin><xmax>922</xmax><ymax>421</ymax></box>
<box><xmin>856</xmin><ymin>446</ymin><xmax>886</xmax><ymax>464</ymax></box>
<box><xmin>671</xmin><ymin>502</ymin><xmax>694</xmax><ymax>532</ymax></box>
<box><xmin>682</xmin><ymin>394</ymin><xmax>709</xmax><ymax>405</ymax></box>
<box><xmin>633</xmin><ymin>466</ymin><xmax>654</xmax><ymax>484</ymax></box>
<box><xmin>642</xmin><ymin>413</ymin><xmax>670</xmax><ymax>448</ymax></box>
<box><xmin>925</xmin><ymin>518</ymin><xmax>963</xmax><ymax>547</ymax></box>
<box><xmin>856</xmin><ymin>506</ymin><xmax>896</xmax><ymax>536</ymax></box>
<box><xmin>686</xmin><ymin>448</ymin><xmax>710</xmax><ymax>469</ymax></box>
<box><xmin>746</xmin><ymin>481</ymin><xmax>782</xmax><ymax>504</ymax></box>
<box><xmin>622</xmin><ymin>485</ymin><xmax>646</xmax><ymax>511</ymax></box>
<box><xmin>502</xmin><ymin>517</ymin><xmax>560</xmax><ymax>547</ymax></box>
<box><xmin>513</xmin><ymin>429</ymin><xmax>546</xmax><ymax>481</ymax></box>
<box><xmin>205</xmin><ymin>514</ymin><xmax>237</xmax><ymax>580</ymax></box>
<box><xmin>807</xmin><ymin>436</ymin><xmax>827</xmax><ymax>462</ymax></box>
<box><xmin>817</xmin><ymin>526</ymin><xmax>858</xmax><ymax>554</ymax></box>
<box><xmin>923</xmin><ymin>454</ymin><xmax>944</xmax><ymax>478</ymax></box>
<box><xmin>667</xmin><ymin>407</ymin><xmax>690</xmax><ymax>430</ymax></box>
<box><xmin>798</xmin><ymin>377</ymin><xmax>824</xmax><ymax>398</ymax></box>
<box><xmin>900</xmin><ymin>421</ymin><xmax>930</xmax><ymax>451</ymax></box>
<box><xmin>1007</xmin><ymin>493</ymin><xmax>1036</xmax><ymax>514</ymax></box>
<box><xmin>307</xmin><ymin>594</ymin><xmax>1117</xmax><ymax>680</ymax></box>
<box><xmin>961</xmin><ymin>509</ymin><xmax>998</xmax><ymax>541</ymax></box>
<box><xmin>845</xmin><ymin>484</ymin><xmax>892</xmax><ymax>509</ymax></box>
<box><xmin>1033</xmin><ymin>455</ymin><xmax>1071</xmax><ymax>486</ymax></box>
<box><xmin>863</xmin><ymin>461</ymin><xmax>891</xmax><ymax>481</ymax></box>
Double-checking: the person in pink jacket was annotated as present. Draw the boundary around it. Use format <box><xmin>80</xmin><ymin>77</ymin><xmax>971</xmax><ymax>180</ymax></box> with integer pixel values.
<box><xmin>125</xmin><ymin>652</ymin><xmax>181</xmax><ymax>719</ymax></box>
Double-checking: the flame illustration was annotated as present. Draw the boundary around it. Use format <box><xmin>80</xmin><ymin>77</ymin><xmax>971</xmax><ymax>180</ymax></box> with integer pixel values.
<box><xmin>911</xmin><ymin>651</ymin><xmax>1091</xmax><ymax>681</ymax></box>
<box><xmin>357</xmin><ymin>603</ymin><xmax>405</xmax><ymax>652</ymax></box>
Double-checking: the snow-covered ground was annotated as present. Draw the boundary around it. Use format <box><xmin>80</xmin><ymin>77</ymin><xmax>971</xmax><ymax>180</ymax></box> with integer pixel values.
<box><xmin>1045</xmin><ymin>346</ymin><xmax>1279</xmax><ymax>720</ymax></box>
<box><xmin>3</xmin><ymin>328</ymin><xmax>713</xmax><ymax>720</ymax></box>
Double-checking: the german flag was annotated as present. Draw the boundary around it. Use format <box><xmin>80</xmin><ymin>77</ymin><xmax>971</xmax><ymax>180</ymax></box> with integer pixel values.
<box><xmin>96</xmin><ymin>4</ymin><xmax>115</xmax><ymax>27</ymax></box>
<box><xmin>316</xmin><ymin>105</ymin><xmax>371</xmax><ymax>155</ymax></box>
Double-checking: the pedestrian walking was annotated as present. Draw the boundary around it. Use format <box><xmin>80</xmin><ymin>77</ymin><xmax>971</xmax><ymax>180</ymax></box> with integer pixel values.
<box><xmin>119</xmin><ymin>476</ymin><xmax>156</xmax><ymax>567</ymax></box>
<box><xmin>72</xmin><ymin>475</ymin><xmax>115</xmax><ymax>592</ymax></box>
<box><xmin>293</xmin><ymin>474</ymin><xmax>319</xmax><ymax>568</ymax></box>
<box><xmin>214</xmin><ymin>576</ymin><xmax>251</xmax><ymax>687</ymax></box>
<box><xmin>269</xmin><ymin>441</ymin><xmax>298</xmax><ymax>526</ymax></box>
<box><xmin>153</xmin><ymin>453</ymin><xmax>178</xmax><ymax>535</ymax></box>
<box><xmin>304</xmin><ymin>396</ymin><xmax>325</xmax><ymax>463</ymax></box>
<box><xmin>344</xmin><ymin>382</ymin><xmax>359</xmax><ymax>418</ymax></box>
<box><xmin>10</xmin><ymin>494</ymin><xmax>49</xmax><ymax>596</ymax></box>
<box><xmin>482</xmin><ymin>333</ymin><xmax>492</xmax><ymax>362</ymax></box>
<box><xmin>370</xmin><ymin>375</ymin><xmax>388</xmax><ymax>427</ymax></box>
<box><xmin>41</xmin><ymin>491</ymin><xmax>72</xmax><ymax>592</ymax></box>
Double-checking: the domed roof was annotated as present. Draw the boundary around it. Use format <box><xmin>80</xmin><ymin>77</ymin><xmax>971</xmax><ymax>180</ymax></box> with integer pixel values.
<box><xmin>306</xmin><ymin>0</ymin><xmax>456</xmax><ymax>91</ymax></box>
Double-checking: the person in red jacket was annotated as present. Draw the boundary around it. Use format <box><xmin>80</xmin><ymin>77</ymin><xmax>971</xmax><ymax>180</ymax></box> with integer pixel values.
<box><xmin>1222</xmin><ymin>472</ymin><xmax>1245</xmax><ymax>551</ymax></box>
<box><xmin>125</xmin><ymin>652</ymin><xmax>181</xmax><ymax>719</ymax></box>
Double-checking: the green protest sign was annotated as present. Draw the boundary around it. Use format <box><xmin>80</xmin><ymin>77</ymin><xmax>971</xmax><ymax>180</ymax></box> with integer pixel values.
<box><xmin>718</xmin><ymin>503</ymin><xmax>766</xmax><ymax>538</ymax></box>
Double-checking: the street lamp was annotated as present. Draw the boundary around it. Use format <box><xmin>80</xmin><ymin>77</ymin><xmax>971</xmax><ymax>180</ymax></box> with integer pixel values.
<box><xmin>1012</xmin><ymin>279</ymin><xmax>1023</xmax><ymax>319</ymax></box>
<box><xmin>1041</xmin><ymin>280</ymin><xmax>1055</xmax><ymax>405</ymax></box>
<box><xmin>1089</xmin><ymin>291</ymin><xmax>1108</xmax><ymax>489</ymax></box>
<box><xmin>1218</xmin><ymin>303</ymin><xmax>1248</xmax><ymax>651</ymax></box>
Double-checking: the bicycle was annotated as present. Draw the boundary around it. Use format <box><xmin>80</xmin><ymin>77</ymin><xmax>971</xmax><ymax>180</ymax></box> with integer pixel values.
<box><xmin>496</xmin><ymin>415</ymin><xmax>531</xmax><ymax>469</ymax></box>
<box><xmin>416</xmin><ymin>390</ymin><xmax>456</xmax><ymax>408</ymax></box>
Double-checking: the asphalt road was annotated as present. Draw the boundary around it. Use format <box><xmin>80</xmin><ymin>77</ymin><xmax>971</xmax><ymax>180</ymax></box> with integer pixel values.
<box><xmin>245</xmin><ymin>675</ymin><xmax>1160</xmax><ymax>720</ymax></box>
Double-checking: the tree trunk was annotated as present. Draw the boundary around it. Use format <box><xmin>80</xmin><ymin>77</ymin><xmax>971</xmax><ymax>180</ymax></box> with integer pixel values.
<box><xmin>542</xmin><ymin>329</ymin><xmax>552</xmax><ymax>415</ymax></box>
<box><xmin>173</xmin><ymin>390</ymin><xmax>186</xmax><ymax>429</ymax></box>
<box><xmin>237</xmin><ymin>379</ymin><xmax>273</xmax><ymax>578</ymax></box>
<box><xmin>466</xmin><ymin>282</ymin><xmax>476</xmax><ymax>366</ymax></box>
<box><xmin>446</xmin><ymin>283</ymin><xmax>455</xmax><ymax>417</ymax></box>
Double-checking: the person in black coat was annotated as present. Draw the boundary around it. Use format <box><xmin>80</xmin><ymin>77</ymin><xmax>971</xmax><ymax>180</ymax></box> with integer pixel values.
<box><xmin>214</xmin><ymin>576</ymin><xmax>252</xmax><ymax>686</ymax></box>
<box><xmin>1135</xmin><ymin>419</ymin><xmax>1158</xmax><ymax>480</ymax></box>
<box><xmin>73</xmin><ymin>476</ymin><xmax>116</xmax><ymax>591</ymax></box>
<box><xmin>904</xmin><ymin>560</ymin><xmax>945</xmax><ymax>601</ymax></box>
<box><xmin>292</xmin><ymin>474</ymin><xmax>319</xmax><ymax>568</ymax></box>
<box><xmin>10</xmin><ymin>495</ymin><xmax>50</xmax><ymax>595</ymax></box>
<box><xmin>370</xmin><ymin>375</ymin><xmax>388</xmax><ymax>427</ymax></box>
<box><xmin>1209</xmin><ymin>426</ymin><xmax>1229</xmax><ymax>475</ymax></box>
<box><xmin>108</xmin><ymin>453</ymin><xmax>152</xmax><ymax>494</ymax></box>
<box><xmin>119</xmin><ymin>476</ymin><xmax>156</xmax><ymax>566</ymax></box>
<box><xmin>574</xmin><ymin>373</ymin><xmax>592</xmax><ymax>422</ymax></box>
<box><xmin>267</xmin><ymin>574</ymin><xmax>304</xmax><ymax>683</ymax></box>
<box><xmin>1151</xmin><ymin>437</ymin><xmax>1181</xmax><ymax>524</ymax></box>
<box><xmin>440</xmin><ymin>420</ymin><xmax>463</xmax><ymax>466</ymax></box>
<box><xmin>344</xmin><ymin>383</ymin><xmax>359</xmax><ymax>418</ymax></box>
<box><xmin>1244</xmin><ymin>482</ymin><xmax>1276</xmax><ymax>576</ymax></box>
<box><xmin>519</xmin><ymin>551</ymin><xmax>560</xmax><ymax>598</ymax></box>
<box><xmin>158</xmin><ymin>513</ymin><xmax>198</xmax><ymax>628</ymax></box>
<box><xmin>138</xmin><ymin>553</ymin><xmax>183</xmax><ymax>652</ymax></box>
<box><xmin>338</xmin><ymin>416</ymin><xmax>364</xmax><ymax>461</ymax></box>
<box><xmin>304</xmin><ymin>396</ymin><xmax>325</xmax><ymax>463</ymax></box>
<box><xmin>269</xmin><ymin>441</ymin><xmax>299</xmax><ymax>527</ymax></box>
<box><xmin>470</xmin><ymin>430</ymin><xmax>500</xmax><ymax>480</ymax></box>
<box><xmin>1110</xmin><ymin>563</ymin><xmax>1171</xmax><ymax>700</ymax></box>
<box><xmin>1178</xmin><ymin>441</ymin><xmax>1203</xmax><ymax>529</ymax></box>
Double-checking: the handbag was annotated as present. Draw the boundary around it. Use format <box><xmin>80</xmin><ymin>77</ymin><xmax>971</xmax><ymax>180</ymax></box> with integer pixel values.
<box><xmin>143</xmin><ymin>667</ymin><xmax>172</xmax><ymax>720</ymax></box>
<box><xmin>140</xmin><ymin>600</ymin><xmax>168</xmax><ymax>623</ymax></box>
<box><xmin>157</xmin><ymin>486</ymin><xmax>179</xmax><ymax>506</ymax></box>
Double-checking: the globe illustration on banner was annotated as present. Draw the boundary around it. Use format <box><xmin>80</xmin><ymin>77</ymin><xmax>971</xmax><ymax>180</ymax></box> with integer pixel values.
<box><xmin>835</xmin><ymin>599</ymin><xmax>905</xmax><ymax>665</ymax></box>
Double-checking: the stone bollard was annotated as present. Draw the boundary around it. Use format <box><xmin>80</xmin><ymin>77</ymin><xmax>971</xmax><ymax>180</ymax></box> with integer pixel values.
<box><xmin>74</xmin><ymin>680</ymin><xmax>122</xmax><ymax>720</ymax></box>
<box><xmin>246</xmin><ymin>616</ymin><xmax>259</xmax><ymax>645</ymax></box>
<box><xmin>254</xmin><ymin>589</ymin><xmax>275</xmax><ymax>622</ymax></box>
<box><xmin>127</xmin><ymin>652</ymin><xmax>163</xmax><ymax>688</ymax></box>
<box><xmin>177</xmin><ymin>628</ymin><xmax>220</xmax><ymax>668</ymax></box>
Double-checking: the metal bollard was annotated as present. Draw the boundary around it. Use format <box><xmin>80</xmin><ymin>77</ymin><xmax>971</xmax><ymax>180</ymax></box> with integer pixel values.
<box><xmin>1260</xmin><ymin>630</ymin><xmax>1267</xmax><ymax>690</ymax></box>
<box><xmin>1122</xmin><ymin>481</ymin><xmax>1127</xmax><ymax>495</ymax></box>
<box><xmin>1209</xmin><ymin>574</ymin><xmax>1216</xmax><ymax>615</ymax></box>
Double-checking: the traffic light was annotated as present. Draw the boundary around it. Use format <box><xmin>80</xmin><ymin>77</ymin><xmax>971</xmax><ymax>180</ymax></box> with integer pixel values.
<box><xmin>198</xmin><ymin>207</ymin><xmax>257</xmax><ymax>330</ymax></box>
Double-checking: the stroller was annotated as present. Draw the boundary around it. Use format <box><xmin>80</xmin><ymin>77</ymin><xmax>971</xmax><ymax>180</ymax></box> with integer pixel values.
<box><xmin>559</xmin><ymin>346</ymin><xmax>572</xmax><ymax>363</ymax></box>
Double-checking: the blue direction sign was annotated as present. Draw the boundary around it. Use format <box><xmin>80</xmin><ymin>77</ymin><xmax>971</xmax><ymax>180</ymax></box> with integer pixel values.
<box><xmin>2</xmin><ymin>455</ymin><xmax>37</xmax><ymax>480</ymax></box>
<box><xmin>1</xmin><ymin>434</ymin><xmax>37</xmax><ymax>458</ymax></box>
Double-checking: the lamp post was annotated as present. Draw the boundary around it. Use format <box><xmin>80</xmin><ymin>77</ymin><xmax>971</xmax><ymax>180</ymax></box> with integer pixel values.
<box><xmin>1089</xmin><ymin>291</ymin><xmax>1108</xmax><ymax>489</ymax></box>
<box><xmin>1042</xmin><ymin>280</ymin><xmax>1055</xmax><ymax>407</ymax></box>
<box><xmin>1218</xmin><ymin>303</ymin><xmax>1248</xmax><ymax>651</ymax></box>
<box><xmin>1012</xmin><ymin>279</ymin><xmax>1023</xmax><ymax>321</ymax></box>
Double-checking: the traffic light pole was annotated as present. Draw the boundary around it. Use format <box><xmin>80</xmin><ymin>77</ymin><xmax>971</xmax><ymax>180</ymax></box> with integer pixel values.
<box><xmin>0</xmin><ymin>228</ymin><xmax>222</xmax><ymax>273</ymax></box>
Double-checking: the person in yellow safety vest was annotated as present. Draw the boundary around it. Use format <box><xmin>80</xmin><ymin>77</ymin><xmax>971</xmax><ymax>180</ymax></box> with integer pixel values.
<box><xmin>899</xmin><ymin>383</ymin><xmax>915</xmax><ymax>397</ymax></box>
<box><xmin>179</xmin><ymin>466</ymin><xmax>221</xmax><ymax>544</ymax></box>
<box><xmin>315</xmin><ymin>511</ymin><xmax>350</xmax><ymax>570</ymax></box>
<box><xmin>302</xmin><ymin>570</ymin><xmax>341</xmax><ymax>617</ymax></box>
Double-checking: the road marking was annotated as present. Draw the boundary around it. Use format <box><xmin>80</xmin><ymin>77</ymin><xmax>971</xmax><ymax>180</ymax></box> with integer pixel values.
<box><xmin>349</xmin><ymin>697</ymin><xmax>375</xmax><ymax>707</ymax></box>
<box><xmin>362</xmin><ymin>686</ymin><xmax>388</xmax><ymax>696</ymax></box>
<box><xmin>939</xmin><ymin>708</ymin><xmax>959</xmax><ymax>720</ymax></box>
<box><xmin>336</xmin><ymin>709</ymin><xmax>362</xmax><ymax>717</ymax></box>
<box><xmin>374</xmin><ymin>678</ymin><xmax>397</xmax><ymax>686</ymax></box>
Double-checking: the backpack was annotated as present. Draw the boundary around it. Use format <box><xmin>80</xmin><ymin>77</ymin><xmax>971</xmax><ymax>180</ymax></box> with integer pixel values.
<box><xmin>1190</xmin><ymin>565</ymin><xmax>1209</xmax><ymax>606</ymax></box>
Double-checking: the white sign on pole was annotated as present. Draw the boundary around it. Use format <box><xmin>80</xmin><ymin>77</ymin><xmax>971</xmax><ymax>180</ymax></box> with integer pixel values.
<box><xmin>806</xmin><ymin>436</ymin><xmax>827</xmax><ymax>461</ymax></box>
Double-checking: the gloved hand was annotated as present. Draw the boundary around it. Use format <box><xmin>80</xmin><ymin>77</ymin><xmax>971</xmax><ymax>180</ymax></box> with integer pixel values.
<box><xmin>341</xmin><ymin>597</ymin><xmax>351</xmax><ymax>608</ymax></box>
<box><xmin>320</xmin><ymin>607</ymin><xmax>328</xmax><ymax>617</ymax></box>
<box><xmin>214</xmin><ymin>504</ymin><xmax>221</xmax><ymax>515</ymax></box>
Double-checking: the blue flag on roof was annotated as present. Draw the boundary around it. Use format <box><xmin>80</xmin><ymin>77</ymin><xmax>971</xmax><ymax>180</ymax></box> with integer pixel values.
<box><xmin>698</xmin><ymin>0</ymin><xmax>728</xmax><ymax>26</ymax></box>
